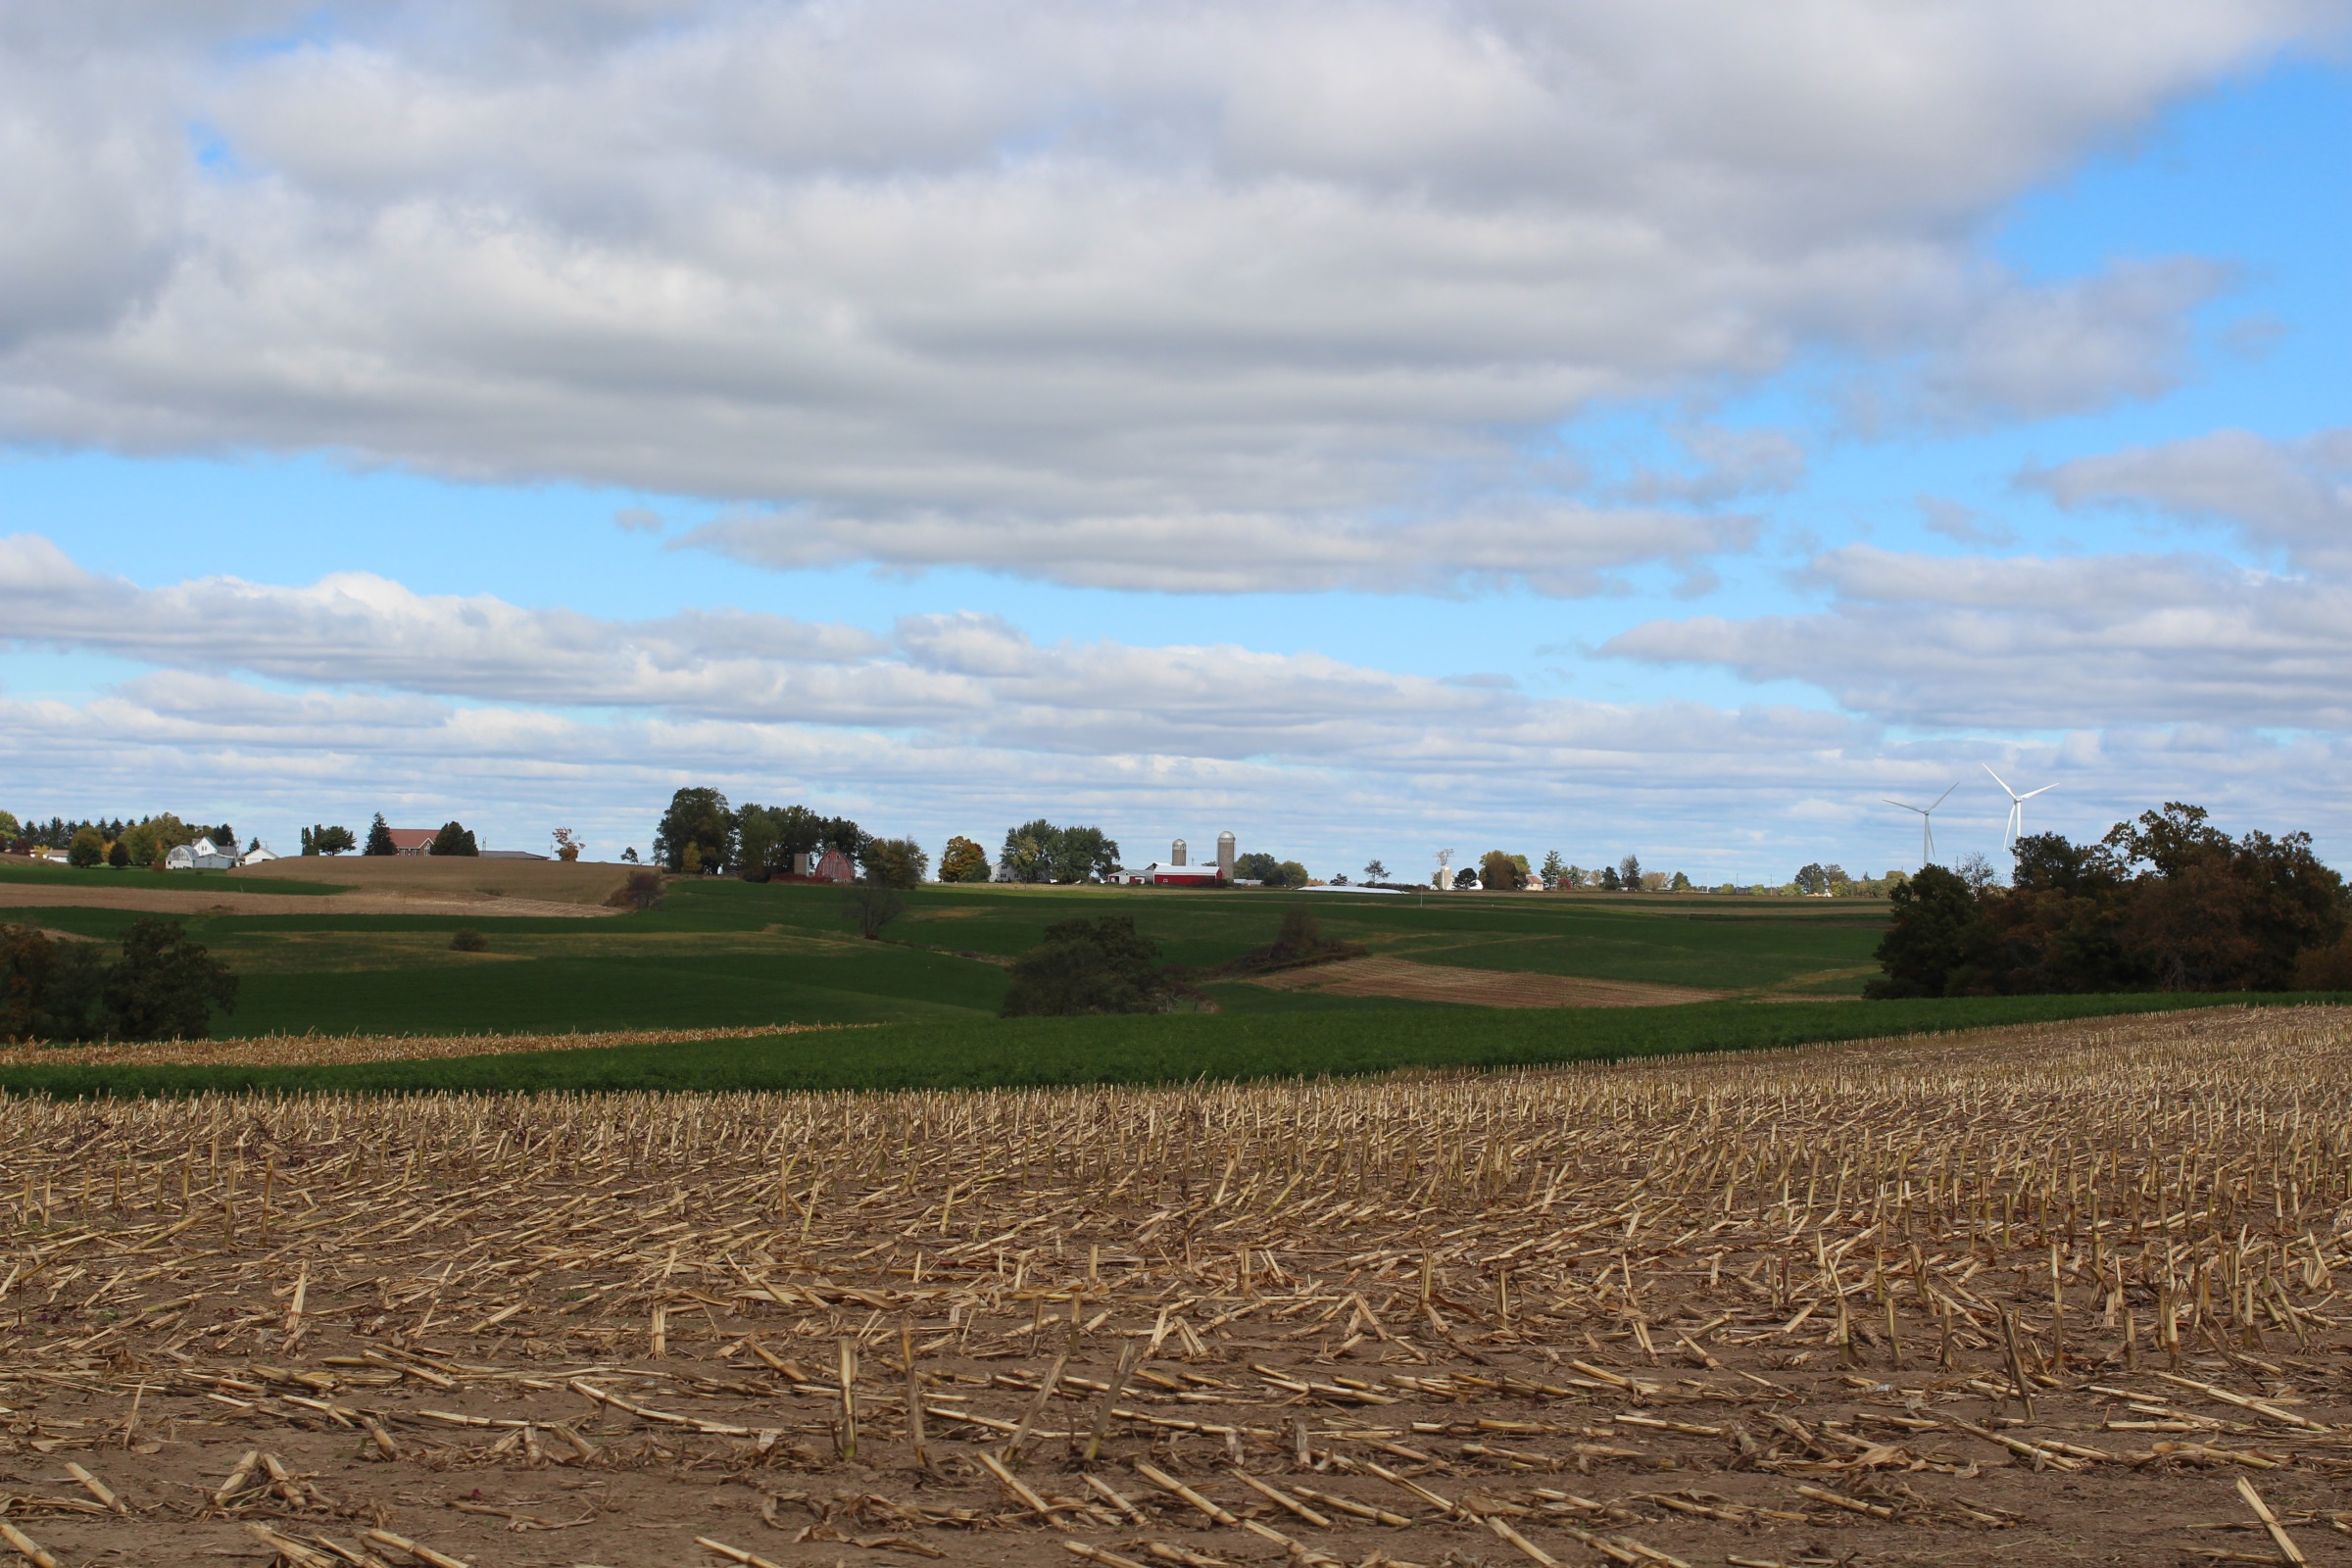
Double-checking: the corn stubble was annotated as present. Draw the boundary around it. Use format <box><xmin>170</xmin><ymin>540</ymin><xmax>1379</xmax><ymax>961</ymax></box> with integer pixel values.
<box><xmin>3</xmin><ymin>1006</ymin><xmax>2350</xmax><ymax>1567</ymax></box>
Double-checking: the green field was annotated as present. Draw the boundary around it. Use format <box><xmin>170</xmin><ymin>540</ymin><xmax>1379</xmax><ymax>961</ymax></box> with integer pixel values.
<box><xmin>3</xmin><ymin>877</ymin><xmax>1892</xmax><ymax>1037</ymax></box>
<box><xmin>0</xmin><ymin>992</ymin><xmax>2315</xmax><ymax>1099</ymax></box>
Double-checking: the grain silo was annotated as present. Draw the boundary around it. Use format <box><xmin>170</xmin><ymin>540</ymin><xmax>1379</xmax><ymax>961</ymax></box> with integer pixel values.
<box><xmin>1171</xmin><ymin>838</ymin><xmax>1188</xmax><ymax>866</ymax></box>
<box><xmin>1217</xmin><ymin>831</ymin><xmax>1236</xmax><ymax>879</ymax></box>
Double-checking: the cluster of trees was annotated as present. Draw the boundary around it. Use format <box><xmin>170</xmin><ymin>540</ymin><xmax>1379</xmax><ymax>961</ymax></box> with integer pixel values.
<box><xmin>650</xmin><ymin>789</ymin><xmax>930</xmax><ymax>889</ymax></box>
<box><xmin>11</xmin><ymin>813</ymin><xmax>243</xmax><ymax>869</ymax></box>
<box><xmin>999</xmin><ymin>820</ymin><xmax>1119</xmax><ymax>884</ymax></box>
<box><xmin>300</xmin><ymin>823</ymin><xmax>358</xmax><ymax>856</ymax></box>
<box><xmin>1872</xmin><ymin>803</ymin><xmax>2350</xmax><ymax>998</ymax></box>
<box><xmin>1</xmin><ymin>918</ymin><xmax>238</xmax><ymax>1042</ymax></box>
<box><xmin>1235</xmin><ymin>851</ymin><xmax>1310</xmax><ymax>888</ymax></box>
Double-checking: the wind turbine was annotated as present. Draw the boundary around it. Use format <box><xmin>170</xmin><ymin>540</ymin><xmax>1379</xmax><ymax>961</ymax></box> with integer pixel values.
<box><xmin>1883</xmin><ymin>781</ymin><xmax>1960</xmax><ymax>866</ymax></box>
<box><xmin>1983</xmin><ymin>764</ymin><xmax>2057</xmax><ymax>849</ymax></box>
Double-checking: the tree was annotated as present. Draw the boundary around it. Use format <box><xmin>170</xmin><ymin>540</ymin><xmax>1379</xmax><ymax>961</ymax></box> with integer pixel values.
<box><xmin>303</xmin><ymin>823</ymin><xmax>356</xmax><ymax>856</ymax></box>
<box><xmin>1866</xmin><ymin>865</ymin><xmax>1988</xmax><ymax>998</ymax></box>
<box><xmin>550</xmin><ymin>828</ymin><xmax>582</xmax><ymax>862</ymax></box>
<box><xmin>841</xmin><ymin>883</ymin><xmax>906</xmax><ymax>940</ymax></box>
<box><xmin>1793</xmin><ymin>862</ymin><xmax>1830</xmax><ymax>896</ymax></box>
<box><xmin>1452</xmin><ymin>865</ymin><xmax>1481</xmax><ymax>890</ymax></box>
<box><xmin>939</xmin><ymin>836</ymin><xmax>992</xmax><ymax>883</ymax></box>
<box><xmin>859</xmin><ymin>837</ymin><xmax>930</xmax><ymax>889</ymax></box>
<box><xmin>1235</xmin><ymin>851</ymin><xmax>1281</xmax><ymax>883</ymax></box>
<box><xmin>618</xmin><ymin>868</ymin><xmax>664</xmax><ymax>909</ymax></box>
<box><xmin>1001</xmin><ymin>916</ymin><xmax>1175</xmax><ymax>1016</ymax></box>
<box><xmin>429</xmin><ymin>821</ymin><xmax>478</xmax><ymax>857</ymax></box>
<box><xmin>1000</xmin><ymin>819</ymin><xmax>1057</xmax><ymax>884</ymax></box>
<box><xmin>620</xmin><ymin>846</ymin><xmax>640</xmax><ymax>864</ymax></box>
<box><xmin>107</xmin><ymin>838</ymin><xmax>130</xmax><ymax>867</ymax></box>
<box><xmin>1479</xmin><ymin>850</ymin><xmax>1523</xmax><ymax>891</ymax></box>
<box><xmin>68</xmin><ymin>826</ymin><xmax>105</xmax><ymax>867</ymax></box>
<box><xmin>1598</xmin><ymin>865</ymin><xmax>1621</xmax><ymax>891</ymax></box>
<box><xmin>1363</xmin><ymin>858</ymin><xmax>1389</xmax><ymax>882</ymax></box>
<box><xmin>1669</xmin><ymin>870</ymin><xmax>1691</xmax><ymax>891</ymax></box>
<box><xmin>0</xmin><ymin>811</ymin><xmax>17</xmax><ymax>842</ymax></box>
<box><xmin>1054</xmin><ymin>825</ymin><xmax>1121</xmax><ymax>883</ymax></box>
<box><xmin>364</xmin><ymin>814</ymin><xmax>397</xmax><ymax>857</ymax></box>
<box><xmin>653</xmin><ymin>788</ymin><xmax>734</xmax><ymax>873</ymax></box>
<box><xmin>1539</xmin><ymin>851</ymin><xmax>1565</xmax><ymax>887</ymax></box>
<box><xmin>1273</xmin><ymin>859</ymin><xmax>1311</xmax><ymax>889</ymax></box>
<box><xmin>99</xmin><ymin>918</ymin><xmax>240</xmax><ymax>1041</ymax></box>
<box><xmin>1618</xmin><ymin>854</ymin><xmax>1642</xmax><ymax>890</ymax></box>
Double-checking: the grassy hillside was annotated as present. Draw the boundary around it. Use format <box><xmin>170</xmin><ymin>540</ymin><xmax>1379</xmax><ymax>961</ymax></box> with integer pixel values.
<box><xmin>1</xmin><ymin>875</ymin><xmax>1891</xmax><ymax>1038</ymax></box>
<box><xmin>0</xmin><ymin>992</ymin><xmax>2316</xmax><ymax>1098</ymax></box>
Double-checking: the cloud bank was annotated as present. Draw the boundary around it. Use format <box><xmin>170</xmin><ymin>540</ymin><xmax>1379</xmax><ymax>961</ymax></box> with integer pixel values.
<box><xmin>2</xmin><ymin>1</ymin><xmax>2334</xmax><ymax>588</ymax></box>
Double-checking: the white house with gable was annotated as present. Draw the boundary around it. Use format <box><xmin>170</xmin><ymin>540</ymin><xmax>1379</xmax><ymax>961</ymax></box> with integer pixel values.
<box><xmin>166</xmin><ymin>835</ymin><xmax>239</xmax><ymax>870</ymax></box>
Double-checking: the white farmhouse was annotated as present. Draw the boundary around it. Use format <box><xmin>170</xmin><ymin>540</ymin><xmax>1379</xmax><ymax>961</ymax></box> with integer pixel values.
<box><xmin>165</xmin><ymin>835</ymin><xmax>239</xmax><ymax>871</ymax></box>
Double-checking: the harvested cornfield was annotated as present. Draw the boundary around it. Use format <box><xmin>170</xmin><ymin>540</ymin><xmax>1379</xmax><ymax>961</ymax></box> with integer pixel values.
<box><xmin>3</xmin><ymin>1008</ymin><xmax>2350</xmax><ymax>1568</ymax></box>
<box><xmin>0</xmin><ymin>1024</ymin><xmax>833</xmax><ymax>1071</ymax></box>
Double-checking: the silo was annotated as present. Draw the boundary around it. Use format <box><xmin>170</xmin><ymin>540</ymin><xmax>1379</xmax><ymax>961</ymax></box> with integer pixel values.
<box><xmin>1217</xmin><ymin>831</ymin><xmax>1237</xmax><ymax>880</ymax></box>
<box><xmin>1171</xmin><ymin>838</ymin><xmax>1187</xmax><ymax>866</ymax></box>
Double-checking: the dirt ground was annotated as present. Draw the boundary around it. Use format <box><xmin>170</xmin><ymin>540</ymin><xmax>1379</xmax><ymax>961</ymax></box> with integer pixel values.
<box><xmin>0</xmin><ymin>854</ymin><xmax>634</xmax><ymax>920</ymax></box>
<box><xmin>1245</xmin><ymin>956</ymin><xmax>1724</xmax><ymax>1008</ymax></box>
<box><xmin>3</xmin><ymin>1007</ymin><xmax>2349</xmax><ymax>1568</ymax></box>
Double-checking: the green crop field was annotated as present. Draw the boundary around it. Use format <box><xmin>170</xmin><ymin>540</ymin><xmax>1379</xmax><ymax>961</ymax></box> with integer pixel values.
<box><xmin>2</xmin><ymin>876</ymin><xmax>1889</xmax><ymax>1038</ymax></box>
<box><xmin>0</xmin><ymin>992</ymin><xmax>2317</xmax><ymax>1099</ymax></box>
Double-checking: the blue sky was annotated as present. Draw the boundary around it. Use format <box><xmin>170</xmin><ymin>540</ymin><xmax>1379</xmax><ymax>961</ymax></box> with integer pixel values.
<box><xmin>3</xmin><ymin>5</ymin><xmax>2348</xmax><ymax>882</ymax></box>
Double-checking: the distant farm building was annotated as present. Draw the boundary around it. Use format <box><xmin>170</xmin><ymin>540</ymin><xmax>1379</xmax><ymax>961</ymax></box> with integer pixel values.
<box><xmin>384</xmin><ymin>828</ymin><xmax>439</xmax><ymax>856</ymax></box>
<box><xmin>165</xmin><ymin>835</ymin><xmax>238</xmax><ymax>871</ymax></box>
<box><xmin>1118</xmin><ymin>833</ymin><xmax>1236</xmax><ymax>886</ymax></box>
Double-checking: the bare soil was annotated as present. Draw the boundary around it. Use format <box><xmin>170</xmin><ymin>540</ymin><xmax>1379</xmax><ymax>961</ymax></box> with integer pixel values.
<box><xmin>3</xmin><ymin>1007</ymin><xmax>2348</xmax><ymax>1568</ymax></box>
<box><xmin>1246</xmin><ymin>955</ymin><xmax>1724</xmax><ymax>1008</ymax></box>
<box><xmin>0</xmin><ymin>858</ymin><xmax>629</xmax><ymax>921</ymax></box>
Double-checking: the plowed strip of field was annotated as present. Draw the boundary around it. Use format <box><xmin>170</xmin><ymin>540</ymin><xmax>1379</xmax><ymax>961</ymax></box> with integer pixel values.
<box><xmin>0</xmin><ymin>1022</ymin><xmax>838</xmax><ymax>1068</ymax></box>
<box><xmin>0</xmin><ymin>883</ymin><xmax>619</xmax><ymax>918</ymax></box>
<box><xmin>1246</xmin><ymin>952</ymin><xmax>1723</xmax><ymax>1006</ymax></box>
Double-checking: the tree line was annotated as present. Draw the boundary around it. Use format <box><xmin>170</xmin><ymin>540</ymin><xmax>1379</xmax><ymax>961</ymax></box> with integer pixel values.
<box><xmin>0</xmin><ymin>812</ymin><xmax>245</xmax><ymax>868</ymax></box>
<box><xmin>1871</xmin><ymin>802</ymin><xmax>2350</xmax><ymax>997</ymax></box>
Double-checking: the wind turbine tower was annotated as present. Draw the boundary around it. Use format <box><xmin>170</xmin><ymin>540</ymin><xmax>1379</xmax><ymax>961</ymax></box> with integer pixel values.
<box><xmin>1883</xmin><ymin>781</ymin><xmax>1959</xmax><ymax>866</ymax></box>
<box><xmin>1983</xmin><ymin>764</ymin><xmax>2057</xmax><ymax>849</ymax></box>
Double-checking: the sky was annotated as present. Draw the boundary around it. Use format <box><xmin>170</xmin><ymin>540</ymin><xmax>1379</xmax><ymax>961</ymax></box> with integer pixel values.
<box><xmin>2</xmin><ymin>1</ymin><xmax>2349</xmax><ymax>882</ymax></box>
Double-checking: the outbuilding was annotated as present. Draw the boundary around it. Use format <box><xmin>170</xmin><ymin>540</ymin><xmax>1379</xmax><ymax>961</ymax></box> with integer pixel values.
<box><xmin>166</xmin><ymin>835</ymin><xmax>239</xmax><ymax>871</ymax></box>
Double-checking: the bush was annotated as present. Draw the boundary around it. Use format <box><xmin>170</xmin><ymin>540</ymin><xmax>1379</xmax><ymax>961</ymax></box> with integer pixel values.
<box><xmin>841</xmin><ymin>883</ymin><xmax>906</xmax><ymax>940</ymax></box>
<box><xmin>1002</xmin><ymin>915</ymin><xmax>1177</xmax><ymax>1016</ymax></box>
<box><xmin>450</xmin><ymin>928</ymin><xmax>489</xmax><ymax>953</ymax></box>
<box><xmin>610</xmin><ymin>868</ymin><xmax>666</xmax><ymax>910</ymax></box>
<box><xmin>68</xmin><ymin>826</ymin><xmax>106</xmax><ymax>868</ymax></box>
<box><xmin>106</xmin><ymin>838</ymin><xmax>129</xmax><ymax>867</ymax></box>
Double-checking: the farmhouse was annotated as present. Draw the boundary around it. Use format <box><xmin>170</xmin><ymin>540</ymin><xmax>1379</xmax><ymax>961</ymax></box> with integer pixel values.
<box><xmin>383</xmin><ymin>828</ymin><xmax>439</xmax><ymax>856</ymax></box>
<box><xmin>165</xmin><ymin>835</ymin><xmax>238</xmax><ymax>871</ymax></box>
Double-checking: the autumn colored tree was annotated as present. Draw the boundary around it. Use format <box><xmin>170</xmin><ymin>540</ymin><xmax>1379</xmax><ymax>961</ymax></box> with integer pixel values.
<box><xmin>938</xmin><ymin>835</ymin><xmax>991</xmax><ymax>883</ymax></box>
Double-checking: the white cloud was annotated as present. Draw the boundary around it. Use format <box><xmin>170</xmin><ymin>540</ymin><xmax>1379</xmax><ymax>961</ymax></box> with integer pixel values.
<box><xmin>0</xmin><ymin>1</ymin><xmax>2334</xmax><ymax>587</ymax></box>
<box><xmin>2024</xmin><ymin>425</ymin><xmax>2352</xmax><ymax>570</ymax></box>
<box><xmin>1604</xmin><ymin>544</ymin><xmax>2352</xmax><ymax>731</ymax></box>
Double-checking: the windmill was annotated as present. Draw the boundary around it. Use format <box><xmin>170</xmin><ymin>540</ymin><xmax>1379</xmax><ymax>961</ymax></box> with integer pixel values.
<box><xmin>1882</xmin><ymin>781</ymin><xmax>1960</xmax><ymax>865</ymax></box>
<box><xmin>1983</xmin><ymin>764</ymin><xmax>2057</xmax><ymax>849</ymax></box>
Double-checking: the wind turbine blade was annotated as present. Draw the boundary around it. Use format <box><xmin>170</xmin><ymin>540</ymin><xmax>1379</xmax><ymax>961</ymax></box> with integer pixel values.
<box><xmin>1982</xmin><ymin>762</ymin><xmax>2016</xmax><ymax>799</ymax></box>
<box><xmin>1928</xmin><ymin>781</ymin><xmax>1960</xmax><ymax>810</ymax></box>
<box><xmin>2019</xmin><ymin>783</ymin><xmax>2058</xmax><ymax>801</ymax></box>
<box><xmin>1883</xmin><ymin>799</ymin><xmax>1926</xmax><ymax>813</ymax></box>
